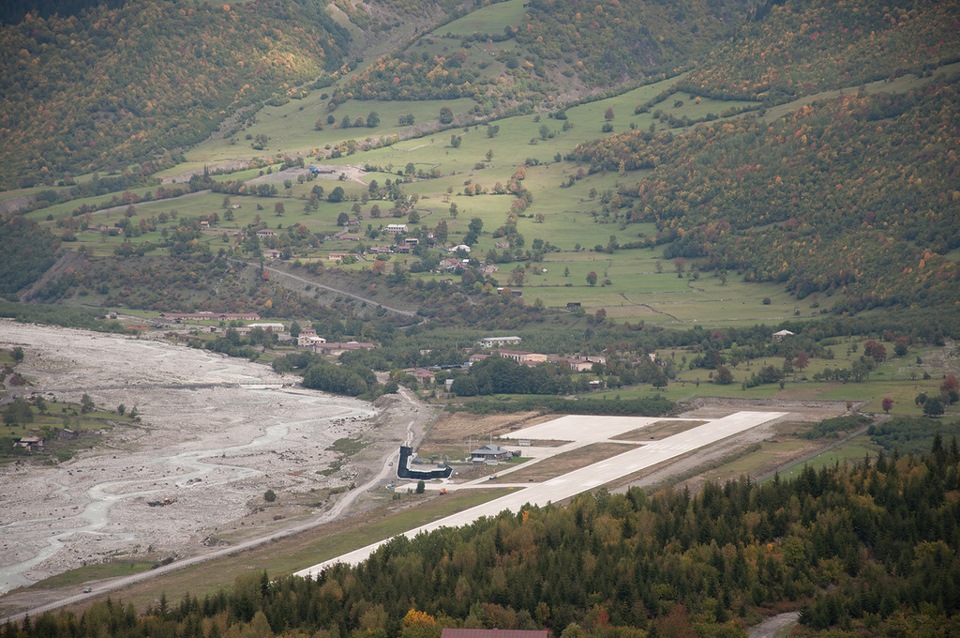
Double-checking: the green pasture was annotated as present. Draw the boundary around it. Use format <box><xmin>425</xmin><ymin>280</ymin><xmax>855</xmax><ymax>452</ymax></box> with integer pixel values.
<box><xmin>524</xmin><ymin>252</ymin><xmax>819</xmax><ymax>325</ymax></box>
<box><xmin>706</xmin><ymin>439</ymin><xmax>814</xmax><ymax>481</ymax></box>
<box><xmin>31</xmin><ymin>561</ymin><xmax>156</xmax><ymax>589</ymax></box>
<box><xmin>180</xmin><ymin>96</ymin><xmax>479</xmax><ymax>167</ymax></box>
<box><xmin>21</xmin><ymin>184</ymin><xmax>159</xmax><ymax>224</ymax></box>
<box><xmin>439</xmin><ymin>0</ymin><xmax>527</xmax><ymax>37</ymax></box>
<box><xmin>406</xmin><ymin>33</ymin><xmax>508</xmax><ymax>77</ymax></box>
<box><xmin>0</xmin><ymin>183</ymin><xmax>70</xmax><ymax>204</ymax></box>
<box><xmin>593</xmin><ymin>338</ymin><xmax>959</xmax><ymax>414</ymax></box>
<box><xmin>776</xmin><ymin>438</ymin><xmax>877</xmax><ymax>481</ymax></box>
<box><xmin>590</xmin><ymin>380</ymin><xmax>783</xmax><ymax>403</ymax></box>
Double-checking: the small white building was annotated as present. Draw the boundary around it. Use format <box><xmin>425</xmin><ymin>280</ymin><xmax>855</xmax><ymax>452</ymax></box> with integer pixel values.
<box><xmin>479</xmin><ymin>336</ymin><xmax>522</xmax><ymax>348</ymax></box>
<box><xmin>449</xmin><ymin>244</ymin><xmax>471</xmax><ymax>253</ymax></box>
<box><xmin>297</xmin><ymin>330</ymin><xmax>327</xmax><ymax>348</ymax></box>
<box><xmin>772</xmin><ymin>329</ymin><xmax>795</xmax><ymax>341</ymax></box>
<box><xmin>384</xmin><ymin>224</ymin><xmax>408</xmax><ymax>235</ymax></box>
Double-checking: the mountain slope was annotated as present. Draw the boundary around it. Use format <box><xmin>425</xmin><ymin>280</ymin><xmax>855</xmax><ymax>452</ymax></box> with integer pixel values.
<box><xmin>569</xmin><ymin>78</ymin><xmax>960</xmax><ymax>310</ymax></box>
<box><xmin>678</xmin><ymin>0</ymin><xmax>960</xmax><ymax>103</ymax></box>
<box><xmin>0</xmin><ymin>0</ymin><xmax>350</xmax><ymax>189</ymax></box>
<box><xmin>332</xmin><ymin>0</ymin><xmax>761</xmax><ymax>109</ymax></box>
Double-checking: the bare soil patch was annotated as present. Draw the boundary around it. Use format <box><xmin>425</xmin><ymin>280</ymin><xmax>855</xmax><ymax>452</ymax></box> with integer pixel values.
<box><xmin>419</xmin><ymin>411</ymin><xmax>553</xmax><ymax>450</ymax></box>
<box><xmin>0</xmin><ymin>322</ymin><xmax>433</xmax><ymax>615</ymax></box>
<box><xmin>490</xmin><ymin>443</ymin><xmax>637</xmax><ymax>483</ymax></box>
<box><xmin>612</xmin><ymin>420</ymin><xmax>707</xmax><ymax>441</ymax></box>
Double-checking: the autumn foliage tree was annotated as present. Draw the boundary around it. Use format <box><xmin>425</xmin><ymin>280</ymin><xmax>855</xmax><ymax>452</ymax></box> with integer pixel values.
<box><xmin>863</xmin><ymin>340</ymin><xmax>887</xmax><ymax>364</ymax></box>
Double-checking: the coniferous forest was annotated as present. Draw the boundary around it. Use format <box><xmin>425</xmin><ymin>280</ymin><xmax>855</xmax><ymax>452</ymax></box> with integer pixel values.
<box><xmin>9</xmin><ymin>441</ymin><xmax>960</xmax><ymax>638</ymax></box>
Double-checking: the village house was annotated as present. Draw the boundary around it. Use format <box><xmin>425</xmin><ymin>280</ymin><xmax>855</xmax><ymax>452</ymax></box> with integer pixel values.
<box><xmin>405</xmin><ymin>368</ymin><xmax>436</xmax><ymax>385</ymax></box>
<box><xmin>297</xmin><ymin>329</ymin><xmax>327</xmax><ymax>348</ymax></box>
<box><xmin>256</xmin><ymin>229</ymin><xmax>276</xmax><ymax>238</ymax></box>
<box><xmin>384</xmin><ymin>223</ymin><xmax>407</xmax><ymax>235</ymax></box>
<box><xmin>263</xmin><ymin>249</ymin><xmax>282</xmax><ymax>259</ymax></box>
<box><xmin>439</xmin><ymin>257</ymin><xmax>462</xmax><ymax>271</ymax></box>
<box><xmin>773</xmin><ymin>329</ymin><xmax>795</xmax><ymax>341</ymax></box>
<box><xmin>567</xmin><ymin>354</ymin><xmax>607</xmax><ymax>372</ymax></box>
<box><xmin>13</xmin><ymin>436</ymin><xmax>45</xmax><ymax>452</ymax></box>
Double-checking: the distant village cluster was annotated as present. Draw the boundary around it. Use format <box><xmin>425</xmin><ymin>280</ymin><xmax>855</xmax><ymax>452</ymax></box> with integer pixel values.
<box><xmin>152</xmin><ymin>313</ymin><xmax>616</xmax><ymax>393</ymax></box>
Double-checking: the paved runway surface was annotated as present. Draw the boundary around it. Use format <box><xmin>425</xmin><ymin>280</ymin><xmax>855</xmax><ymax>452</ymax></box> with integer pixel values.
<box><xmin>294</xmin><ymin>410</ymin><xmax>786</xmax><ymax>578</ymax></box>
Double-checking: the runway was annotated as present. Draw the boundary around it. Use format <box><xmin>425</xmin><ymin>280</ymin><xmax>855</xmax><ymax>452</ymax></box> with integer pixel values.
<box><xmin>294</xmin><ymin>410</ymin><xmax>786</xmax><ymax>578</ymax></box>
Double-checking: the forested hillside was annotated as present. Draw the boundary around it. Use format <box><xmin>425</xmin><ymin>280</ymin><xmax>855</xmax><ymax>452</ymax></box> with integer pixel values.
<box><xmin>517</xmin><ymin>0</ymin><xmax>759</xmax><ymax>86</ymax></box>
<box><xmin>334</xmin><ymin>0</ymin><xmax>760</xmax><ymax>108</ymax></box>
<box><xmin>17</xmin><ymin>445</ymin><xmax>960</xmax><ymax>636</ymax></box>
<box><xmin>0</xmin><ymin>0</ymin><xmax>128</xmax><ymax>25</ymax></box>
<box><xmin>0</xmin><ymin>217</ymin><xmax>58</xmax><ymax>298</ymax></box>
<box><xmin>0</xmin><ymin>0</ymin><xmax>350</xmax><ymax>189</ymax></box>
<box><xmin>677</xmin><ymin>0</ymin><xmax>960</xmax><ymax>103</ymax></box>
<box><xmin>569</xmin><ymin>79</ymin><xmax>960</xmax><ymax>311</ymax></box>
